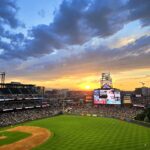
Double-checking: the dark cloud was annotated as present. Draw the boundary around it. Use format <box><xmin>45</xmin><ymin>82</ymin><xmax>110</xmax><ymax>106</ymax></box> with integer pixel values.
<box><xmin>83</xmin><ymin>0</ymin><xmax>127</xmax><ymax>37</ymax></box>
<box><xmin>51</xmin><ymin>0</ymin><xmax>89</xmax><ymax>44</ymax></box>
<box><xmin>0</xmin><ymin>0</ymin><xmax>150</xmax><ymax>60</ymax></box>
<box><xmin>2</xmin><ymin>35</ymin><xmax>149</xmax><ymax>83</ymax></box>
<box><xmin>0</xmin><ymin>0</ymin><xmax>24</xmax><ymax>60</ymax></box>
<box><xmin>14</xmin><ymin>35</ymin><xmax>149</xmax><ymax>79</ymax></box>
<box><xmin>126</xmin><ymin>0</ymin><xmax>150</xmax><ymax>27</ymax></box>
<box><xmin>0</xmin><ymin>0</ymin><xmax>21</xmax><ymax>28</ymax></box>
<box><xmin>60</xmin><ymin>35</ymin><xmax>150</xmax><ymax>73</ymax></box>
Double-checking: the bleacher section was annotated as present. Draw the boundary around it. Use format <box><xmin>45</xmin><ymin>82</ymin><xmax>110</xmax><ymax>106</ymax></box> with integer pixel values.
<box><xmin>0</xmin><ymin>82</ymin><xmax>45</xmax><ymax>112</ymax></box>
<box><xmin>0</xmin><ymin>88</ymin><xmax>38</xmax><ymax>95</ymax></box>
<box><xmin>0</xmin><ymin>88</ymin><xmax>11</xmax><ymax>95</ymax></box>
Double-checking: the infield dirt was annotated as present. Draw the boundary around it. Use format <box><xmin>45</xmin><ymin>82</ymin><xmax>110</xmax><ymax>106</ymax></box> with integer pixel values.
<box><xmin>0</xmin><ymin>126</ymin><xmax>51</xmax><ymax>150</ymax></box>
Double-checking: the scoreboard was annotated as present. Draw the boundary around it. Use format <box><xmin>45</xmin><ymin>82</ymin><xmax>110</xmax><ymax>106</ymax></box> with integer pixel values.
<box><xmin>94</xmin><ymin>88</ymin><xmax>121</xmax><ymax>105</ymax></box>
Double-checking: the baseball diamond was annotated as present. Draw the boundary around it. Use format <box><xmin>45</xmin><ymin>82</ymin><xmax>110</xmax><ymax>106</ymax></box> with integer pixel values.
<box><xmin>0</xmin><ymin>115</ymin><xmax>150</xmax><ymax>150</ymax></box>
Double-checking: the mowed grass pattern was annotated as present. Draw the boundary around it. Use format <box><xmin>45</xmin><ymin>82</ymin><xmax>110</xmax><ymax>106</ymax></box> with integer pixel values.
<box><xmin>1</xmin><ymin>115</ymin><xmax>150</xmax><ymax>150</ymax></box>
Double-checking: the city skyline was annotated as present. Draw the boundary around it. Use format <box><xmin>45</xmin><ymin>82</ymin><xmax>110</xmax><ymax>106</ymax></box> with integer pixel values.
<box><xmin>0</xmin><ymin>0</ymin><xmax>150</xmax><ymax>90</ymax></box>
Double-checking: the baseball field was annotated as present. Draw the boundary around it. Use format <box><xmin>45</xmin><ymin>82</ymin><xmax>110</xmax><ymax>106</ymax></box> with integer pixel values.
<box><xmin>0</xmin><ymin>115</ymin><xmax>150</xmax><ymax>150</ymax></box>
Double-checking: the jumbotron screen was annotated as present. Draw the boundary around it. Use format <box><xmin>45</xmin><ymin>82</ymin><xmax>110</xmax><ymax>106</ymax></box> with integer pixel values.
<box><xmin>94</xmin><ymin>89</ymin><xmax>121</xmax><ymax>105</ymax></box>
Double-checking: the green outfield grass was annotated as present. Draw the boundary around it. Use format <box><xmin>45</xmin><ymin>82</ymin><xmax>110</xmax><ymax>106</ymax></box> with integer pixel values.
<box><xmin>0</xmin><ymin>115</ymin><xmax>150</xmax><ymax>150</ymax></box>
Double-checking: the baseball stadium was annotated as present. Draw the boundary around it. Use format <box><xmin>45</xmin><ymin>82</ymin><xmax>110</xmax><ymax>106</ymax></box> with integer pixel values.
<box><xmin>0</xmin><ymin>73</ymin><xmax>150</xmax><ymax>150</ymax></box>
<box><xmin>1</xmin><ymin>0</ymin><xmax>150</xmax><ymax>149</ymax></box>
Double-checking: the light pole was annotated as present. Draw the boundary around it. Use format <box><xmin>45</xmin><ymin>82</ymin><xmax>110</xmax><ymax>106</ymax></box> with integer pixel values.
<box><xmin>62</xmin><ymin>99</ymin><xmax>64</xmax><ymax>113</ymax></box>
<box><xmin>139</xmin><ymin>82</ymin><xmax>145</xmax><ymax>87</ymax></box>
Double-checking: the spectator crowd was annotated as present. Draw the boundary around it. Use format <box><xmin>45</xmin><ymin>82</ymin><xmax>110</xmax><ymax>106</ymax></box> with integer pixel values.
<box><xmin>66</xmin><ymin>105</ymin><xmax>142</xmax><ymax>120</ymax></box>
<box><xmin>0</xmin><ymin>101</ymin><xmax>144</xmax><ymax>127</ymax></box>
<box><xmin>0</xmin><ymin>107</ymin><xmax>62</xmax><ymax>127</ymax></box>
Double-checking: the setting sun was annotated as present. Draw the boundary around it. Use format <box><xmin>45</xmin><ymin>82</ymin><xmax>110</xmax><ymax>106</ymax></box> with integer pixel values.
<box><xmin>85</xmin><ymin>85</ymin><xmax>91</xmax><ymax>90</ymax></box>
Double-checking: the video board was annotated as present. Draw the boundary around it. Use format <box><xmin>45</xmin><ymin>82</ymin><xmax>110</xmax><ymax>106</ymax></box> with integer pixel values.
<box><xmin>94</xmin><ymin>89</ymin><xmax>121</xmax><ymax>105</ymax></box>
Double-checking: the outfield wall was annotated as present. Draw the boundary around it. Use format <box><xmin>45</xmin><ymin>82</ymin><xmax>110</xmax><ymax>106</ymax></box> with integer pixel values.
<box><xmin>128</xmin><ymin>119</ymin><xmax>150</xmax><ymax>128</ymax></box>
<box><xmin>65</xmin><ymin>112</ymin><xmax>150</xmax><ymax>128</ymax></box>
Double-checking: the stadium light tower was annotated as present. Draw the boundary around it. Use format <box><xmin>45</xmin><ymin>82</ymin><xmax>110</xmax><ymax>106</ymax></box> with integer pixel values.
<box><xmin>139</xmin><ymin>82</ymin><xmax>145</xmax><ymax>87</ymax></box>
<box><xmin>0</xmin><ymin>72</ymin><xmax>5</xmax><ymax>87</ymax></box>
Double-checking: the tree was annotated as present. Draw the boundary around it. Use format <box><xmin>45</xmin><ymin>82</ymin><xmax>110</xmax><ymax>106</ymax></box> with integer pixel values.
<box><xmin>135</xmin><ymin>113</ymin><xmax>145</xmax><ymax>121</ymax></box>
<box><xmin>144</xmin><ymin>116</ymin><xmax>150</xmax><ymax>122</ymax></box>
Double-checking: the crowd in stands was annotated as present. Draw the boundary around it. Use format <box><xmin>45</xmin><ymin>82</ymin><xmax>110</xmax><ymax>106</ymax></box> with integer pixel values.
<box><xmin>0</xmin><ymin>98</ymin><xmax>62</xmax><ymax>111</ymax></box>
<box><xmin>0</xmin><ymin>100</ymin><xmax>42</xmax><ymax>111</ymax></box>
<box><xmin>0</xmin><ymin>107</ymin><xmax>62</xmax><ymax>127</ymax></box>
<box><xmin>132</xmin><ymin>97</ymin><xmax>150</xmax><ymax>106</ymax></box>
<box><xmin>66</xmin><ymin>105</ymin><xmax>143</xmax><ymax>120</ymax></box>
<box><xmin>0</xmin><ymin>84</ymin><xmax>64</xmax><ymax>127</ymax></box>
<box><xmin>0</xmin><ymin>100</ymin><xmax>144</xmax><ymax>127</ymax></box>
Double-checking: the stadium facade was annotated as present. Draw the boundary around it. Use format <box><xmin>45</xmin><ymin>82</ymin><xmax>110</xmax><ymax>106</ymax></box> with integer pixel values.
<box><xmin>0</xmin><ymin>82</ymin><xmax>47</xmax><ymax>112</ymax></box>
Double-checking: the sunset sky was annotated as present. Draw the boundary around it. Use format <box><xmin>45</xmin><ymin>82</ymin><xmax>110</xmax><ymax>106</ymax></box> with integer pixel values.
<box><xmin>0</xmin><ymin>0</ymin><xmax>150</xmax><ymax>90</ymax></box>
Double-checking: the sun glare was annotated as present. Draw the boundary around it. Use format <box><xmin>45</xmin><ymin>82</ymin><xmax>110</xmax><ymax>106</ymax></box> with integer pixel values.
<box><xmin>85</xmin><ymin>85</ymin><xmax>91</xmax><ymax>89</ymax></box>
